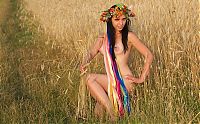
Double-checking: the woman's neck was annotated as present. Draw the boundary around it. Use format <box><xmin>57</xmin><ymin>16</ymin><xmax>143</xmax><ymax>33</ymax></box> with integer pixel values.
<box><xmin>115</xmin><ymin>31</ymin><xmax>121</xmax><ymax>35</ymax></box>
<box><xmin>115</xmin><ymin>31</ymin><xmax>122</xmax><ymax>40</ymax></box>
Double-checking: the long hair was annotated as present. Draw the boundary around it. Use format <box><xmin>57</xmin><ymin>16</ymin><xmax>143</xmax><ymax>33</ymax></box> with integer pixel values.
<box><xmin>107</xmin><ymin>18</ymin><xmax>131</xmax><ymax>60</ymax></box>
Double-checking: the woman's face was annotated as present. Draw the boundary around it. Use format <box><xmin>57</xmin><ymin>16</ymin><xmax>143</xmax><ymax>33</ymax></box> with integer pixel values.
<box><xmin>111</xmin><ymin>15</ymin><xmax>126</xmax><ymax>32</ymax></box>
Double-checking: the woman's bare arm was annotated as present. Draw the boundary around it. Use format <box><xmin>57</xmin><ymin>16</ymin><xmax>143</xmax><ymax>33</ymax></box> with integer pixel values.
<box><xmin>80</xmin><ymin>35</ymin><xmax>104</xmax><ymax>73</ymax></box>
<box><xmin>127</xmin><ymin>32</ymin><xmax>153</xmax><ymax>83</ymax></box>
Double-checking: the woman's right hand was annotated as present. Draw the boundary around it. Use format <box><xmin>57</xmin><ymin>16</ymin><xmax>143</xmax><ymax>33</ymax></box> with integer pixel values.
<box><xmin>80</xmin><ymin>63</ymin><xmax>90</xmax><ymax>76</ymax></box>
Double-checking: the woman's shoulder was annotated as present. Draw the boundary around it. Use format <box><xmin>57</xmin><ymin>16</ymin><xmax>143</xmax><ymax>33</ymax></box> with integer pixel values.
<box><xmin>128</xmin><ymin>31</ymin><xmax>141</xmax><ymax>42</ymax></box>
<box><xmin>127</xmin><ymin>31</ymin><xmax>140</xmax><ymax>47</ymax></box>
<box><xmin>128</xmin><ymin>31</ymin><xmax>137</xmax><ymax>38</ymax></box>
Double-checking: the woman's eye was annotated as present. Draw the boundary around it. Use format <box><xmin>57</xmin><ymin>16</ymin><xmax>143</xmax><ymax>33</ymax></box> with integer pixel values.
<box><xmin>115</xmin><ymin>19</ymin><xmax>119</xmax><ymax>21</ymax></box>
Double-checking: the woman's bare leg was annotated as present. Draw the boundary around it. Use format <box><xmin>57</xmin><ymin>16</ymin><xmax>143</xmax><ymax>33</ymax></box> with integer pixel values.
<box><xmin>94</xmin><ymin>102</ymin><xmax>104</xmax><ymax>118</ymax></box>
<box><xmin>86</xmin><ymin>74</ymin><xmax>115</xmax><ymax>120</ymax></box>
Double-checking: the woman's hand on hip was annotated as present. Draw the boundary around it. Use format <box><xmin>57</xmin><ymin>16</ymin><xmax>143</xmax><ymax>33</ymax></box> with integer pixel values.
<box><xmin>125</xmin><ymin>75</ymin><xmax>144</xmax><ymax>84</ymax></box>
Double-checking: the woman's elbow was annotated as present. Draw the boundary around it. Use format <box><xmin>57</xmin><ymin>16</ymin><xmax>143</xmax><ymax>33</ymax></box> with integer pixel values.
<box><xmin>146</xmin><ymin>51</ymin><xmax>153</xmax><ymax>63</ymax></box>
<box><xmin>149</xmin><ymin>52</ymin><xmax>154</xmax><ymax>62</ymax></box>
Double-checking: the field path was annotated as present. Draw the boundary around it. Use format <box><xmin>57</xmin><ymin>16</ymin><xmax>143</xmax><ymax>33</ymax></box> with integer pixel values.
<box><xmin>0</xmin><ymin>0</ymin><xmax>25</xmax><ymax>99</ymax></box>
<box><xmin>0</xmin><ymin>0</ymin><xmax>10</xmax><ymax>59</ymax></box>
<box><xmin>0</xmin><ymin>0</ymin><xmax>11</xmax><ymax>91</ymax></box>
<box><xmin>0</xmin><ymin>0</ymin><xmax>10</xmax><ymax>23</ymax></box>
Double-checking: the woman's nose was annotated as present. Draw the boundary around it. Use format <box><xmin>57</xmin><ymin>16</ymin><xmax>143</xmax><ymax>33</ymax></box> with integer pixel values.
<box><xmin>119</xmin><ymin>20</ymin><xmax>123</xmax><ymax>25</ymax></box>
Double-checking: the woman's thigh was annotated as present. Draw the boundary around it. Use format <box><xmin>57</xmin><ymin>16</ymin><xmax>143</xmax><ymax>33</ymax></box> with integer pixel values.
<box><xmin>87</xmin><ymin>73</ymin><xmax>133</xmax><ymax>93</ymax></box>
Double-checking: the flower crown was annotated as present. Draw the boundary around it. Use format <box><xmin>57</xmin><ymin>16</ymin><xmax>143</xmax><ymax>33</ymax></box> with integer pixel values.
<box><xmin>100</xmin><ymin>3</ymin><xmax>135</xmax><ymax>22</ymax></box>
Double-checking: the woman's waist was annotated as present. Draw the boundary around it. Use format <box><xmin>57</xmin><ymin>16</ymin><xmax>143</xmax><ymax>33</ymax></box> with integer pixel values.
<box><xmin>117</xmin><ymin>65</ymin><xmax>133</xmax><ymax>76</ymax></box>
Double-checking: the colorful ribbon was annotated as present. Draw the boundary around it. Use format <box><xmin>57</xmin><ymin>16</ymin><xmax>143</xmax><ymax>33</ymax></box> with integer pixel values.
<box><xmin>103</xmin><ymin>31</ymin><xmax>131</xmax><ymax>117</ymax></box>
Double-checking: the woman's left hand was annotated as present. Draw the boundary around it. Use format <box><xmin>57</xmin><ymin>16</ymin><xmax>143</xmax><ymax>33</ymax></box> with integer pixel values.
<box><xmin>125</xmin><ymin>75</ymin><xmax>144</xmax><ymax>84</ymax></box>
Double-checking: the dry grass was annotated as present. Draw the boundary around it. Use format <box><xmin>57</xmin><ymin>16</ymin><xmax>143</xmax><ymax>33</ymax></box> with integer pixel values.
<box><xmin>0</xmin><ymin>0</ymin><xmax>199</xmax><ymax>123</ymax></box>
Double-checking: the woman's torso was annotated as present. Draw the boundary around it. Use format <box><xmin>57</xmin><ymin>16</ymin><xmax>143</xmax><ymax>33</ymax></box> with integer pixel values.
<box><xmin>99</xmin><ymin>34</ymin><xmax>133</xmax><ymax>77</ymax></box>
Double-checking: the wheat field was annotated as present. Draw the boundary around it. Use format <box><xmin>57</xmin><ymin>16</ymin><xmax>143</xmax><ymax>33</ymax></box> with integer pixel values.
<box><xmin>0</xmin><ymin>0</ymin><xmax>199</xmax><ymax>123</ymax></box>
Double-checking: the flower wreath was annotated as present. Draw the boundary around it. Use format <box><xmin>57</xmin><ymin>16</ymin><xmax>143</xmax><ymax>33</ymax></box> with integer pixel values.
<box><xmin>100</xmin><ymin>3</ymin><xmax>135</xmax><ymax>22</ymax></box>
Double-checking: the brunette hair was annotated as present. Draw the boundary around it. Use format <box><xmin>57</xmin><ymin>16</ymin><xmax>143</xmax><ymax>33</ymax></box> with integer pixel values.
<box><xmin>107</xmin><ymin>18</ymin><xmax>131</xmax><ymax>60</ymax></box>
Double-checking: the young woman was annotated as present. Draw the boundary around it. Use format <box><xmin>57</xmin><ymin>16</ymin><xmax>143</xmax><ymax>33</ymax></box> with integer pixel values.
<box><xmin>80</xmin><ymin>3</ymin><xmax>153</xmax><ymax>120</ymax></box>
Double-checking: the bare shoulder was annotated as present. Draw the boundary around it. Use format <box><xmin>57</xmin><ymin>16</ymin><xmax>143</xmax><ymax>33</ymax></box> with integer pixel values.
<box><xmin>128</xmin><ymin>31</ymin><xmax>142</xmax><ymax>45</ymax></box>
<box><xmin>128</xmin><ymin>31</ymin><xmax>151</xmax><ymax>55</ymax></box>
<box><xmin>128</xmin><ymin>31</ymin><xmax>138</xmax><ymax>40</ymax></box>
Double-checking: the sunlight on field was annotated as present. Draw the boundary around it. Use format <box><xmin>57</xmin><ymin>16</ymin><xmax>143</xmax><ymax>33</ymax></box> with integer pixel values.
<box><xmin>0</xmin><ymin>0</ymin><xmax>199</xmax><ymax>123</ymax></box>
<box><xmin>23</xmin><ymin>0</ymin><xmax>200</xmax><ymax>123</ymax></box>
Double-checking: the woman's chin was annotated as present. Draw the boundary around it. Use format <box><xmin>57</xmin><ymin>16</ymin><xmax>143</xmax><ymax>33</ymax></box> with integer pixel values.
<box><xmin>116</xmin><ymin>29</ymin><xmax>123</xmax><ymax>32</ymax></box>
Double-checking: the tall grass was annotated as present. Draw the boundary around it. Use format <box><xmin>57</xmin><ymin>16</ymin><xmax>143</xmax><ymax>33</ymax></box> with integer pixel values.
<box><xmin>0</xmin><ymin>0</ymin><xmax>199</xmax><ymax>123</ymax></box>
